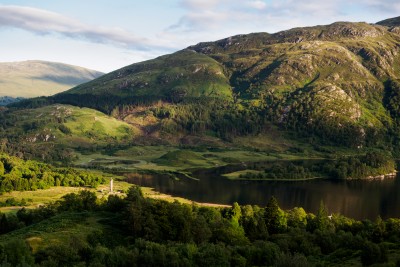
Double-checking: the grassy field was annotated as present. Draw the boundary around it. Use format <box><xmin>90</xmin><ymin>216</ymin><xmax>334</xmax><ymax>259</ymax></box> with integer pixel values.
<box><xmin>62</xmin><ymin>106</ymin><xmax>138</xmax><ymax>140</ymax></box>
<box><xmin>222</xmin><ymin>170</ymin><xmax>326</xmax><ymax>181</ymax></box>
<box><xmin>140</xmin><ymin>187</ymin><xmax>229</xmax><ymax>207</ymax></box>
<box><xmin>0</xmin><ymin>176</ymin><xmax>130</xmax><ymax>213</ymax></box>
<box><xmin>0</xmin><ymin>187</ymin><xmax>82</xmax><ymax>213</ymax></box>
<box><xmin>75</xmin><ymin>144</ymin><xmax>315</xmax><ymax>174</ymax></box>
<box><xmin>222</xmin><ymin>169</ymin><xmax>262</xmax><ymax>180</ymax></box>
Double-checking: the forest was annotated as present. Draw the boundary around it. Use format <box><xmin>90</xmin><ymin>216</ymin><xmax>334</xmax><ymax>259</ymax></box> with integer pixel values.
<box><xmin>1</xmin><ymin>186</ymin><xmax>400</xmax><ymax>266</ymax></box>
<box><xmin>239</xmin><ymin>152</ymin><xmax>396</xmax><ymax>180</ymax></box>
<box><xmin>8</xmin><ymin>94</ymin><xmax>389</xmax><ymax>150</ymax></box>
<box><xmin>0</xmin><ymin>153</ymin><xmax>105</xmax><ymax>193</ymax></box>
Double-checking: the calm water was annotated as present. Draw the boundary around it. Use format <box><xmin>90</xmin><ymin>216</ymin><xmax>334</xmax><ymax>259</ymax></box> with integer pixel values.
<box><xmin>128</xmin><ymin>166</ymin><xmax>400</xmax><ymax>220</ymax></box>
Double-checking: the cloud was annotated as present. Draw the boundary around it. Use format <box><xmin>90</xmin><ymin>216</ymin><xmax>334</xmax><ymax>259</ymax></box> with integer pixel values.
<box><xmin>247</xmin><ymin>1</ymin><xmax>267</xmax><ymax>10</ymax></box>
<box><xmin>0</xmin><ymin>5</ymin><xmax>173</xmax><ymax>51</ymax></box>
<box><xmin>170</xmin><ymin>0</ymin><xmax>400</xmax><ymax>34</ymax></box>
<box><xmin>181</xmin><ymin>0</ymin><xmax>222</xmax><ymax>9</ymax></box>
<box><xmin>362</xmin><ymin>0</ymin><xmax>400</xmax><ymax>14</ymax></box>
<box><xmin>170</xmin><ymin>0</ymin><xmax>255</xmax><ymax>31</ymax></box>
<box><xmin>169</xmin><ymin>0</ymin><xmax>340</xmax><ymax>32</ymax></box>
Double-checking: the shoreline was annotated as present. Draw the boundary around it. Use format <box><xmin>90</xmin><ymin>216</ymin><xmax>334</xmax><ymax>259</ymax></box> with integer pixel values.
<box><xmin>141</xmin><ymin>186</ymin><xmax>230</xmax><ymax>208</ymax></box>
<box><xmin>225</xmin><ymin>171</ymin><xmax>398</xmax><ymax>182</ymax></box>
<box><xmin>352</xmin><ymin>171</ymin><xmax>397</xmax><ymax>180</ymax></box>
<box><xmin>226</xmin><ymin>176</ymin><xmax>327</xmax><ymax>181</ymax></box>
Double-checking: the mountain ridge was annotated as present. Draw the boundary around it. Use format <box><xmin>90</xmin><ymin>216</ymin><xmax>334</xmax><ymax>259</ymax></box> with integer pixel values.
<box><xmin>62</xmin><ymin>20</ymin><xmax>400</xmax><ymax>101</ymax></box>
<box><xmin>376</xmin><ymin>16</ymin><xmax>400</xmax><ymax>27</ymax></box>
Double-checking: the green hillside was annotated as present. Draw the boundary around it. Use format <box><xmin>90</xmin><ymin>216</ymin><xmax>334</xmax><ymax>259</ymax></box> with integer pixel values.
<box><xmin>6</xmin><ymin>17</ymin><xmax>400</xmax><ymax>163</ymax></box>
<box><xmin>65</xmin><ymin>50</ymin><xmax>232</xmax><ymax>100</ymax></box>
<box><xmin>0</xmin><ymin>104</ymin><xmax>136</xmax><ymax>162</ymax></box>
<box><xmin>47</xmin><ymin>21</ymin><xmax>400</xmax><ymax>150</ymax></box>
<box><xmin>0</xmin><ymin>60</ymin><xmax>103</xmax><ymax>98</ymax></box>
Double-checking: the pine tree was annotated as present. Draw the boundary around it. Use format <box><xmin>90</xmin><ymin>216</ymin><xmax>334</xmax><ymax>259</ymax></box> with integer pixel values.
<box><xmin>264</xmin><ymin>196</ymin><xmax>287</xmax><ymax>234</ymax></box>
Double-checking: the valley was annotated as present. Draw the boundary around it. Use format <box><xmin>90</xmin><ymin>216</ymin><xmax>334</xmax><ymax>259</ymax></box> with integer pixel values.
<box><xmin>2</xmin><ymin>15</ymin><xmax>400</xmax><ymax>266</ymax></box>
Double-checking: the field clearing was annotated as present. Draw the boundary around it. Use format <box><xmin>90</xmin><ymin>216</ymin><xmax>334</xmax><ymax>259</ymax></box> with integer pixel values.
<box><xmin>0</xmin><ymin>187</ymin><xmax>82</xmax><ymax>211</ymax></box>
<box><xmin>140</xmin><ymin>186</ymin><xmax>229</xmax><ymax>207</ymax></box>
<box><xmin>223</xmin><ymin>169</ymin><xmax>262</xmax><ymax>179</ymax></box>
<box><xmin>64</xmin><ymin>106</ymin><xmax>136</xmax><ymax>139</ymax></box>
<box><xmin>74</xmin><ymin>145</ymin><xmax>310</xmax><ymax>173</ymax></box>
<box><xmin>0</xmin><ymin>178</ymin><xmax>131</xmax><ymax>213</ymax></box>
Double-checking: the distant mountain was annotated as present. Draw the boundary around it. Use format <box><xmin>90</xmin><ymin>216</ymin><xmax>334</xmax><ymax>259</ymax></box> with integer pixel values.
<box><xmin>0</xmin><ymin>96</ymin><xmax>24</xmax><ymax>106</ymax></box>
<box><xmin>0</xmin><ymin>60</ymin><xmax>104</xmax><ymax>98</ymax></box>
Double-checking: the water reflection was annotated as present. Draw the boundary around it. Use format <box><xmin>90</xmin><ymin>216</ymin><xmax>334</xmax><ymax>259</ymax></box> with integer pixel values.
<box><xmin>127</xmin><ymin>170</ymin><xmax>400</xmax><ymax>220</ymax></box>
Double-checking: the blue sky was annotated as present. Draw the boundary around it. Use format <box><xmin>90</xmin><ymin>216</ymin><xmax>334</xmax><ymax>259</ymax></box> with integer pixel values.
<box><xmin>0</xmin><ymin>0</ymin><xmax>399</xmax><ymax>72</ymax></box>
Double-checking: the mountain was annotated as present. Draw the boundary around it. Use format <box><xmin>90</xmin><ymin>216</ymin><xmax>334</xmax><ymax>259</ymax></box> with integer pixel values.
<box><xmin>51</xmin><ymin>20</ymin><xmax>400</xmax><ymax>147</ymax></box>
<box><xmin>377</xmin><ymin>16</ymin><xmax>400</xmax><ymax>27</ymax></box>
<box><xmin>6</xmin><ymin>17</ymin><xmax>400</xmax><ymax>160</ymax></box>
<box><xmin>61</xmin><ymin>21</ymin><xmax>399</xmax><ymax>103</ymax></box>
<box><xmin>0</xmin><ymin>96</ymin><xmax>25</xmax><ymax>106</ymax></box>
<box><xmin>0</xmin><ymin>60</ymin><xmax>104</xmax><ymax>98</ymax></box>
<box><xmin>63</xmin><ymin>50</ymin><xmax>232</xmax><ymax>101</ymax></box>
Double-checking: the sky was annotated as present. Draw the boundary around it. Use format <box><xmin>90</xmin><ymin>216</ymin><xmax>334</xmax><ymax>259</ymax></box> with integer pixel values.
<box><xmin>0</xmin><ymin>0</ymin><xmax>399</xmax><ymax>73</ymax></box>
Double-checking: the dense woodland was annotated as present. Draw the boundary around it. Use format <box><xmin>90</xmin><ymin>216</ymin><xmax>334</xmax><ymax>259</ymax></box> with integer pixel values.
<box><xmin>239</xmin><ymin>152</ymin><xmax>396</xmax><ymax>180</ymax></box>
<box><xmin>6</xmin><ymin>93</ymin><xmax>391</xmax><ymax>149</ymax></box>
<box><xmin>0</xmin><ymin>154</ymin><xmax>105</xmax><ymax>193</ymax></box>
<box><xmin>1</xmin><ymin>186</ymin><xmax>400</xmax><ymax>266</ymax></box>
<box><xmin>110</xmin><ymin>93</ymin><xmax>400</xmax><ymax>153</ymax></box>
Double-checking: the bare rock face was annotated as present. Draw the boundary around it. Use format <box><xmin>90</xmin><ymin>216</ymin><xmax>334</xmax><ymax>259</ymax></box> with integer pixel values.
<box><xmin>389</xmin><ymin>27</ymin><xmax>400</xmax><ymax>35</ymax></box>
<box><xmin>272</xmin><ymin>22</ymin><xmax>386</xmax><ymax>43</ymax></box>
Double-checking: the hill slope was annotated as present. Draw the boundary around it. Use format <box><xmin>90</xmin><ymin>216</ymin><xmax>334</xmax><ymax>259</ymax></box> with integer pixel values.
<box><xmin>0</xmin><ymin>104</ymin><xmax>136</xmax><ymax>162</ymax></box>
<box><xmin>52</xmin><ymin>20</ymin><xmax>400</xmax><ymax>148</ymax></box>
<box><xmin>6</xmin><ymin>17</ymin><xmax>400</xmax><ymax>159</ymax></box>
<box><xmin>64</xmin><ymin>50</ymin><xmax>232</xmax><ymax>101</ymax></box>
<box><xmin>0</xmin><ymin>60</ymin><xmax>104</xmax><ymax>98</ymax></box>
<box><xmin>62</xmin><ymin>21</ymin><xmax>400</xmax><ymax>104</ymax></box>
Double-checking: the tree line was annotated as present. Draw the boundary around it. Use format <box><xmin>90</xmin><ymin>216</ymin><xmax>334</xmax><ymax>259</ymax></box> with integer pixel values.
<box><xmin>0</xmin><ymin>153</ymin><xmax>105</xmax><ymax>192</ymax></box>
<box><xmin>1</xmin><ymin>186</ymin><xmax>400</xmax><ymax>266</ymax></box>
<box><xmin>239</xmin><ymin>152</ymin><xmax>395</xmax><ymax>180</ymax></box>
